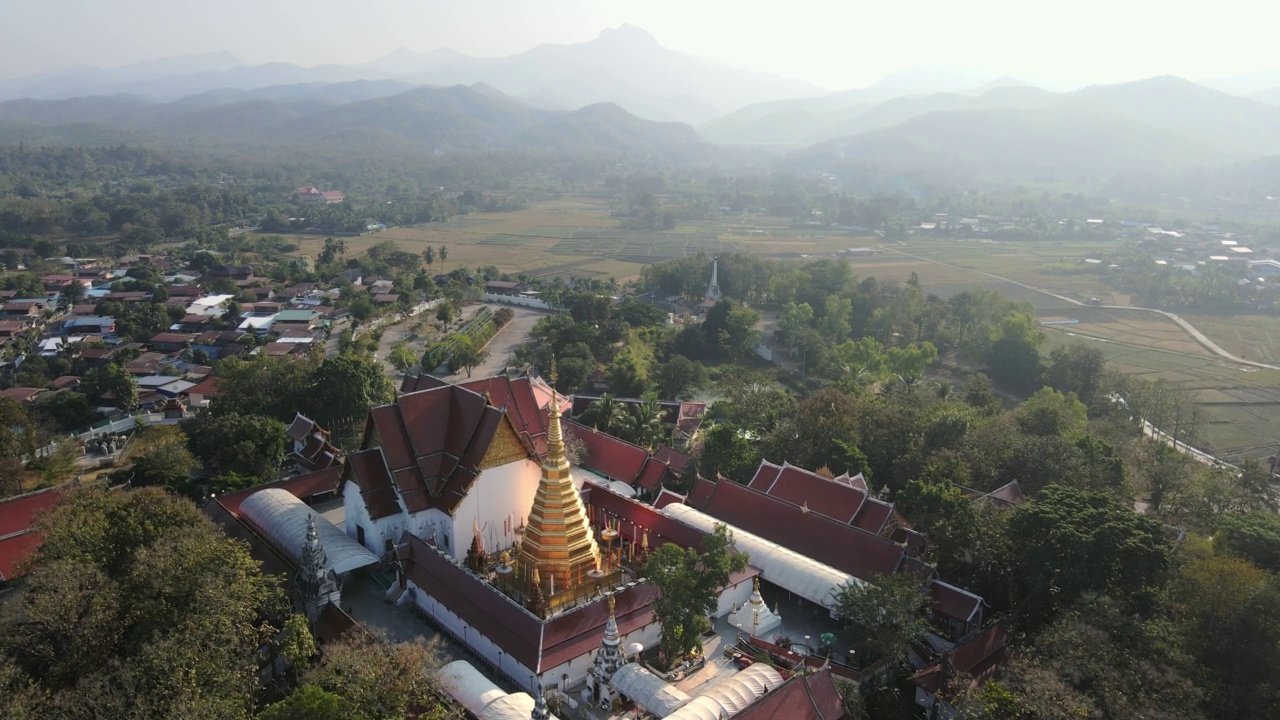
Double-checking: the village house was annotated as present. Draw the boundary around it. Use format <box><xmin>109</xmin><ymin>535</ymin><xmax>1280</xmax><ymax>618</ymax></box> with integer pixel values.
<box><xmin>295</xmin><ymin>186</ymin><xmax>344</xmax><ymax>204</ymax></box>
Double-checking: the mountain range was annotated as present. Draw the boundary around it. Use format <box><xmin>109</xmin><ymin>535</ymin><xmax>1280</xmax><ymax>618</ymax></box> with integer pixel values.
<box><xmin>4</xmin><ymin>27</ymin><xmax>1280</xmax><ymax>191</ymax></box>
<box><xmin>0</xmin><ymin>26</ymin><xmax>822</xmax><ymax>126</ymax></box>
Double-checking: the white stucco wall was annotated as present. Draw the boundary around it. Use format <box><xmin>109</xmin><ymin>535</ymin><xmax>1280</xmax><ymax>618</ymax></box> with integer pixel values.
<box><xmin>715</xmin><ymin>576</ymin><xmax>756</xmax><ymax>619</ymax></box>
<box><xmin>446</xmin><ymin>458</ymin><xmax>544</xmax><ymax>562</ymax></box>
<box><xmin>343</xmin><ymin>479</ymin><xmax>406</xmax><ymax>554</ymax></box>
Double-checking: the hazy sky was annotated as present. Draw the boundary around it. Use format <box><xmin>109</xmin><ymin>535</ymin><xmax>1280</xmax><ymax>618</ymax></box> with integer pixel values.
<box><xmin>2</xmin><ymin>0</ymin><xmax>1276</xmax><ymax>89</ymax></box>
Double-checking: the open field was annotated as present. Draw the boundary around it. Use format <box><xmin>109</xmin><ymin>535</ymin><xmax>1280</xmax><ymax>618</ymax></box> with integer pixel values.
<box><xmin>267</xmin><ymin>201</ymin><xmax>1280</xmax><ymax>461</ymax></box>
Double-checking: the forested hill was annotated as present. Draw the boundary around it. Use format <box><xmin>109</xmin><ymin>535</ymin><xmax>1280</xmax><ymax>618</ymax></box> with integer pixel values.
<box><xmin>0</xmin><ymin>83</ymin><xmax>706</xmax><ymax>162</ymax></box>
<box><xmin>782</xmin><ymin>77</ymin><xmax>1280</xmax><ymax>191</ymax></box>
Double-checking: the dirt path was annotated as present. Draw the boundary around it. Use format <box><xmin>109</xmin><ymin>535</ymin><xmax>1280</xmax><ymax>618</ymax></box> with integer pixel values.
<box><xmin>882</xmin><ymin>245</ymin><xmax>1280</xmax><ymax>372</ymax></box>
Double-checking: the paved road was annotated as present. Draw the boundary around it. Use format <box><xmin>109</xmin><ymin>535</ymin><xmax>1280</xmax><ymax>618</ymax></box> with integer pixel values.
<box><xmin>444</xmin><ymin>305</ymin><xmax>549</xmax><ymax>381</ymax></box>
<box><xmin>882</xmin><ymin>245</ymin><xmax>1280</xmax><ymax>371</ymax></box>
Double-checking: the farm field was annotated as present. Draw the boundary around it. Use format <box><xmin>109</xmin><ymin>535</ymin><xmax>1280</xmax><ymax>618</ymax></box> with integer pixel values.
<box><xmin>273</xmin><ymin>196</ymin><xmax>878</xmax><ymax>282</ymax></box>
<box><xmin>1179</xmin><ymin>313</ymin><xmax>1280</xmax><ymax>364</ymax></box>
<box><xmin>268</xmin><ymin>201</ymin><xmax>1280</xmax><ymax>462</ymax></box>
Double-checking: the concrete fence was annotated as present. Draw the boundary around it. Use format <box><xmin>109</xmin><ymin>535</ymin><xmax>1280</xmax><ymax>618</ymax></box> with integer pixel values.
<box><xmin>481</xmin><ymin>293</ymin><xmax>558</xmax><ymax>310</ymax></box>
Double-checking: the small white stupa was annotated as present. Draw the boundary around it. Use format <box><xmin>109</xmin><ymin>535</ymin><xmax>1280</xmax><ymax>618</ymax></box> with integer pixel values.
<box><xmin>728</xmin><ymin>577</ymin><xmax>781</xmax><ymax>637</ymax></box>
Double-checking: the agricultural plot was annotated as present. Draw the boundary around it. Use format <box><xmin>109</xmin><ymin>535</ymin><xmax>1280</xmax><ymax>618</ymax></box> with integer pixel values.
<box><xmin>1042</xmin><ymin>328</ymin><xmax>1280</xmax><ymax>459</ymax></box>
<box><xmin>1180</xmin><ymin>313</ymin><xmax>1280</xmax><ymax>364</ymax></box>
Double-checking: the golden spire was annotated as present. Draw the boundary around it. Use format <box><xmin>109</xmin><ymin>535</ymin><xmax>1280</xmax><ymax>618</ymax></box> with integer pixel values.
<box><xmin>753</xmin><ymin>576</ymin><xmax>761</xmax><ymax>593</ymax></box>
<box><xmin>517</xmin><ymin>354</ymin><xmax>600</xmax><ymax>606</ymax></box>
<box><xmin>607</xmin><ymin>593</ymin><xmax>616</xmax><ymax>615</ymax></box>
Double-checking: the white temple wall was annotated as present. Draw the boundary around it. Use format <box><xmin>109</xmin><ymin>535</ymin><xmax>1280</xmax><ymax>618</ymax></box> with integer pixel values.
<box><xmin>343</xmin><ymin>480</ymin><xmax>406</xmax><ymax>554</ymax></box>
<box><xmin>405</xmin><ymin>580</ymin><xmax>539</xmax><ymax>691</ymax></box>
<box><xmin>716</xmin><ymin>576</ymin><xmax>756</xmax><ymax>619</ymax></box>
<box><xmin>446</xmin><ymin>459</ymin><xmax>544</xmax><ymax>562</ymax></box>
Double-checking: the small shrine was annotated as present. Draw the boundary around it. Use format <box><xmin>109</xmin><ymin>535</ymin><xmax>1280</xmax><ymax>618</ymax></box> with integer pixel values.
<box><xmin>727</xmin><ymin>577</ymin><xmax>782</xmax><ymax>636</ymax></box>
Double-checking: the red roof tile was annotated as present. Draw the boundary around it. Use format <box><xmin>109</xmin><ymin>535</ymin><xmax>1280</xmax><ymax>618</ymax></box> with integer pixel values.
<box><xmin>688</xmin><ymin>477</ymin><xmax>717</xmax><ymax>510</ymax></box>
<box><xmin>584</xmin><ymin>482</ymin><xmax>706</xmax><ymax>551</ymax></box>
<box><xmin>748</xmin><ymin>460</ymin><xmax>866</xmax><ymax>524</ymax></box>
<box><xmin>735</xmin><ymin>669</ymin><xmax>844</xmax><ymax>720</ymax></box>
<box><xmin>652</xmin><ymin>488</ymin><xmax>686</xmax><ymax>510</ymax></box>
<box><xmin>852</xmin><ymin>497</ymin><xmax>894</xmax><ymax>534</ymax></box>
<box><xmin>346</xmin><ymin>449</ymin><xmax>403</xmax><ymax>521</ymax></box>
<box><xmin>930</xmin><ymin>580</ymin><xmax>984</xmax><ymax>624</ymax></box>
<box><xmin>185</xmin><ymin>375</ymin><xmax>223</xmax><ymax>397</ymax></box>
<box><xmin>564</xmin><ymin>421</ymin><xmax>649</xmax><ymax>485</ymax></box>
<box><xmin>700</xmin><ymin>478</ymin><xmax>903</xmax><ymax>582</ymax></box>
<box><xmin>0</xmin><ymin>485</ymin><xmax>67</xmax><ymax>580</ymax></box>
<box><xmin>1</xmin><ymin>387</ymin><xmax>44</xmax><ymax>403</ymax></box>
<box><xmin>948</xmin><ymin>621</ymin><xmax>1009</xmax><ymax>678</ymax></box>
<box><xmin>49</xmin><ymin>375</ymin><xmax>82</xmax><ymax>391</ymax></box>
<box><xmin>652</xmin><ymin>446</ymin><xmax>691</xmax><ymax>475</ymax></box>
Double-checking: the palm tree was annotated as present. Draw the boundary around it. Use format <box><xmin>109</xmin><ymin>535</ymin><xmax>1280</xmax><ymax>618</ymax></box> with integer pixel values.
<box><xmin>580</xmin><ymin>393</ymin><xmax>629</xmax><ymax>437</ymax></box>
<box><xmin>439</xmin><ymin>245</ymin><xmax>448</xmax><ymax>273</ymax></box>
<box><xmin>336</xmin><ymin>238</ymin><xmax>346</xmax><ymax>258</ymax></box>
<box><xmin>423</xmin><ymin>246</ymin><xmax>436</xmax><ymax>273</ymax></box>
<box><xmin>621</xmin><ymin>396</ymin><xmax>670</xmax><ymax>448</ymax></box>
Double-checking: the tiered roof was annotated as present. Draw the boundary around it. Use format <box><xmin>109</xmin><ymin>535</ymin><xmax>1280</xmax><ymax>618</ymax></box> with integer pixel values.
<box><xmin>689</xmin><ymin>476</ymin><xmax>904</xmax><ymax>582</ymax></box>
<box><xmin>347</xmin><ymin>383</ymin><xmax>536</xmax><ymax>517</ymax></box>
<box><xmin>746</xmin><ymin>460</ymin><xmax>894</xmax><ymax>534</ymax></box>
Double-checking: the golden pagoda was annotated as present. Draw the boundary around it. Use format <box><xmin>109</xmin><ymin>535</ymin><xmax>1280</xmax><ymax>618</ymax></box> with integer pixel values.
<box><xmin>517</xmin><ymin>365</ymin><xmax>601</xmax><ymax>608</ymax></box>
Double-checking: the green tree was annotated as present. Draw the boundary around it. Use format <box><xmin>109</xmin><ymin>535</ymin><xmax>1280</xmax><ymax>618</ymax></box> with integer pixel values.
<box><xmin>654</xmin><ymin>354</ymin><xmax>706</xmax><ymax>398</ymax></box>
<box><xmin>698</xmin><ymin>424</ymin><xmax>759</xmax><ymax>483</ymax></box>
<box><xmin>422</xmin><ymin>246</ymin><xmax>436</xmax><ymax>273</ymax></box>
<box><xmin>304</xmin><ymin>355</ymin><xmax>395</xmax><ymax>433</ymax></box>
<box><xmin>896</xmin><ymin>476</ymin><xmax>979</xmax><ymax>572</ymax></box>
<box><xmin>644</xmin><ymin>524</ymin><xmax>747</xmax><ymax>665</ymax></box>
<box><xmin>300</xmin><ymin>632</ymin><xmax>456</xmax><ymax>720</ymax></box>
<box><xmin>1044</xmin><ymin>343</ymin><xmax>1106</xmax><ymax>406</ymax></box>
<box><xmin>831</xmin><ymin>572</ymin><xmax>931</xmax><ymax>667</ymax></box>
<box><xmin>446</xmin><ymin>335</ymin><xmax>489</xmax><ymax>378</ymax></box>
<box><xmin>211</xmin><ymin>355</ymin><xmax>316</xmax><ymax>422</ymax></box>
<box><xmin>703</xmin><ymin>299</ymin><xmax>760</xmax><ymax>360</ymax></box>
<box><xmin>963</xmin><ymin>373</ymin><xmax>1003</xmax><ymax>415</ymax></box>
<box><xmin>82</xmin><ymin>363</ymin><xmax>139</xmax><ymax>411</ymax></box>
<box><xmin>620</xmin><ymin>396</ymin><xmax>671</xmax><ymax>449</ymax></box>
<box><xmin>579</xmin><ymin>393</ymin><xmax>630</xmax><ymax>436</ymax></box>
<box><xmin>258</xmin><ymin>685</ymin><xmax>345</xmax><ymax>720</ymax></box>
<box><xmin>438</xmin><ymin>245</ymin><xmax>448</xmax><ymax>273</ymax></box>
<box><xmin>983</xmin><ymin>311</ymin><xmax>1043</xmax><ymax>393</ymax></box>
<box><xmin>778</xmin><ymin>301</ymin><xmax>814</xmax><ymax>342</ymax></box>
<box><xmin>1</xmin><ymin>485</ymin><xmax>285</xmax><ymax>719</ymax></box>
<box><xmin>387</xmin><ymin>343</ymin><xmax>417</xmax><ymax>374</ymax></box>
<box><xmin>1216</xmin><ymin>511</ymin><xmax>1280</xmax><ymax>572</ymax></box>
<box><xmin>1006</xmin><ymin>484</ymin><xmax>1171</xmax><ymax>628</ymax></box>
<box><xmin>818</xmin><ymin>294</ymin><xmax>852</xmax><ymax>342</ymax></box>
<box><xmin>122</xmin><ymin>425</ymin><xmax>198</xmax><ymax>491</ymax></box>
<box><xmin>1014</xmin><ymin>387</ymin><xmax>1088</xmax><ymax>439</ymax></box>
<box><xmin>182</xmin><ymin>412</ymin><xmax>287</xmax><ymax>482</ymax></box>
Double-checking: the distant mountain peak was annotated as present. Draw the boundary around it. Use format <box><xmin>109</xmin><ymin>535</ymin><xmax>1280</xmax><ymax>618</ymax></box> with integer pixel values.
<box><xmin>594</xmin><ymin>24</ymin><xmax>661</xmax><ymax>49</ymax></box>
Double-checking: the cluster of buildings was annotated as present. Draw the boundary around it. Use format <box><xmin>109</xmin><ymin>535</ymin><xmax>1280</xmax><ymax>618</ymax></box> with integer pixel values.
<box><xmin>0</xmin><ymin>253</ymin><xmax>426</xmax><ymax>416</ymax></box>
<box><xmin>177</xmin><ymin>366</ymin><xmax>1014</xmax><ymax>719</ymax></box>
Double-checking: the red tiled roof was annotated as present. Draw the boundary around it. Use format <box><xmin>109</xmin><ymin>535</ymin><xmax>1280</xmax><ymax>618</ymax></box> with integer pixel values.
<box><xmin>652</xmin><ymin>488</ymin><xmax>686</xmax><ymax>510</ymax></box>
<box><xmin>688</xmin><ymin>477</ymin><xmax>717</xmax><ymax>510</ymax></box>
<box><xmin>909</xmin><ymin>663</ymin><xmax>945</xmax><ymax>693</ymax></box>
<box><xmin>400</xmin><ymin>373</ymin><xmax>448</xmax><ymax>393</ymax></box>
<box><xmin>748</xmin><ymin>460</ymin><xmax>864</xmax><ymax>523</ymax></box>
<box><xmin>455</xmin><ymin>375</ymin><xmax>550</xmax><ymax>456</ymax></box>
<box><xmin>700</xmin><ymin>478</ymin><xmax>903</xmax><ymax>582</ymax></box>
<box><xmin>852</xmin><ymin>497</ymin><xmax>894</xmax><ymax>534</ymax></box>
<box><xmin>930</xmin><ymin>580</ymin><xmax>984</xmax><ymax>624</ymax></box>
<box><xmin>185</xmin><ymin>375</ymin><xmax>223</xmax><ymax>397</ymax></box>
<box><xmin>0</xmin><ymin>486</ymin><xmax>67</xmax><ymax>580</ymax></box>
<box><xmin>949</xmin><ymin>621</ymin><xmax>1008</xmax><ymax>676</ymax></box>
<box><xmin>986</xmin><ymin>480</ymin><xmax>1027</xmax><ymax>506</ymax></box>
<box><xmin>583</xmin><ymin>482</ymin><xmax>706</xmax><ymax>551</ymax></box>
<box><xmin>346</xmin><ymin>449</ymin><xmax>403</xmax><ymax>520</ymax></box>
<box><xmin>314</xmin><ymin>602</ymin><xmax>360</xmax><ymax>644</ymax></box>
<box><xmin>1</xmin><ymin>387</ymin><xmax>44</xmax><ymax>403</ymax></box>
<box><xmin>286</xmin><ymin>413</ymin><xmax>316</xmax><ymax>442</ymax></box>
<box><xmin>400</xmin><ymin>533</ymin><xmax>544</xmax><ymax>669</ymax></box>
<box><xmin>49</xmin><ymin>375</ymin><xmax>81</xmax><ymax>391</ymax></box>
<box><xmin>150</xmin><ymin>332</ymin><xmax>194</xmax><ymax>344</ymax></box>
<box><xmin>652</xmin><ymin>446</ymin><xmax>690</xmax><ymax>475</ymax></box>
<box><xmin>564</xmin><ymin>421</ymin><xmax>649</xmax><ymax>485</ymax></box>
<box><xmin>735</xmin><ymin>669</ymin><xmax>844</xmax><ymax>720</ymax></box>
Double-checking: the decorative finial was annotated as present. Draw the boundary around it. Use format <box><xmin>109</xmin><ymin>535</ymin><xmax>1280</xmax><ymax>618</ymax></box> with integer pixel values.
<box><xmin>753</xmin><ymin>576</ymin><xmax>760</xmax><ymax>593</ymax></box>
<box><xmin>607</xmin><ymin>593</ymin><xmax>616</xmax><ymax>615</ymax></box>
<box><xmin>550</xmin><ymin>355</ymin><xmax>558</xmax><ymax>386</ymax></box>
